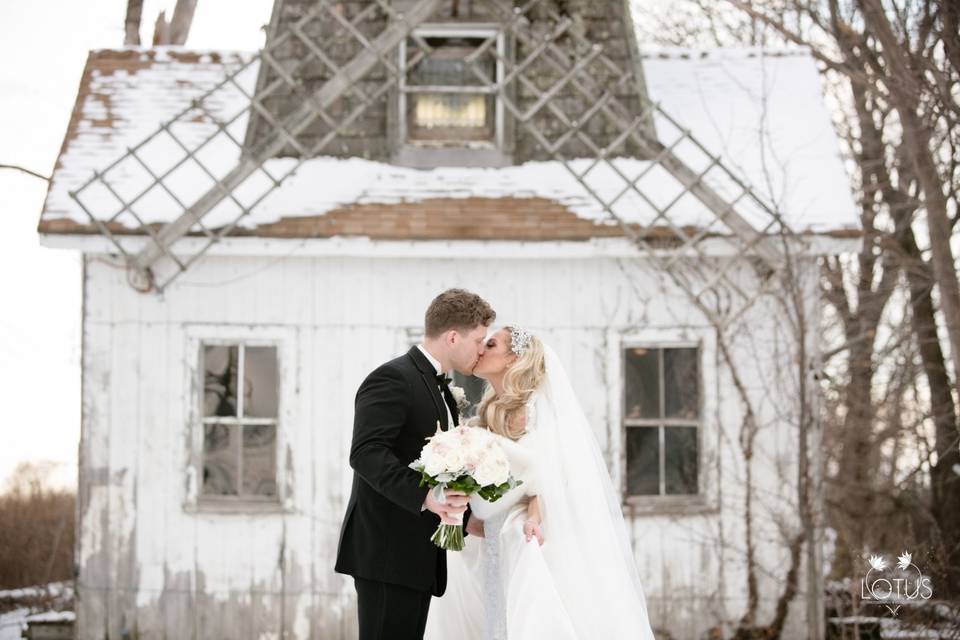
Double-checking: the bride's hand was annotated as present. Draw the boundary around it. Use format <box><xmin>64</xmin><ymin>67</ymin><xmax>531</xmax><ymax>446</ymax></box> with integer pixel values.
<box><xmin>523</xmin><ymin>519</ymin><xmax>544</xmax><ymax>545</ymax></box>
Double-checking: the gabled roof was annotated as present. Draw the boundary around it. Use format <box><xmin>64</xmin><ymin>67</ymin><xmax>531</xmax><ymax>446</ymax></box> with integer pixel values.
<box><xmin>38</xmin><ymin>46</ymin><xmax>859</xmax><ymax>243</ymax></box>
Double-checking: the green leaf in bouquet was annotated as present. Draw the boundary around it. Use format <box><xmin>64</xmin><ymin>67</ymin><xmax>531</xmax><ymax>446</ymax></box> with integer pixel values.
<box><xmin>446</xmin><ymin>475</ymin><xmax>479</xmax><ymax>493</ymax></box>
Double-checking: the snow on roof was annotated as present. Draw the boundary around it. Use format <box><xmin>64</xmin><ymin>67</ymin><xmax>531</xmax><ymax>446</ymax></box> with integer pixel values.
<box><xmin>39</xmin><ymin>46</ymin><xmax>859</xmax><ymax>241</ymax></box>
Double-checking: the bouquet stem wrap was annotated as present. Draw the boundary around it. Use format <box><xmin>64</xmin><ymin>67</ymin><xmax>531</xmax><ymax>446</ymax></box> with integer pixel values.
<box><xmin>429</xmin><ymin>485</ymin><xmax>466</xmax><ymax>551</ymax></box>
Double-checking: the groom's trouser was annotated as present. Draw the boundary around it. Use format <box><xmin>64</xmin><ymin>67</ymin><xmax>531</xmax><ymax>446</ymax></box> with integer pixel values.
<box><xmin>354</xmin><ymin>577</ymin><xmax>432</xmax><ymax>640</ymax></box>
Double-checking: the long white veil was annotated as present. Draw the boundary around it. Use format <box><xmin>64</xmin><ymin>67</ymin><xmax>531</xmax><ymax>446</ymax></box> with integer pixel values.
<box><xmin>533</xmin><ymin>342</ymin><xmax>656</xmax><ymax>638</ymax></box>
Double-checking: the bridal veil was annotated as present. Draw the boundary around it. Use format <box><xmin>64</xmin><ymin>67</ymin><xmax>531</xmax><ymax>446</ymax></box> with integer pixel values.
<box><xmin>532</xmin><ymin>342</ymin><xmax>656</xmax><ymax>638</ymax></box>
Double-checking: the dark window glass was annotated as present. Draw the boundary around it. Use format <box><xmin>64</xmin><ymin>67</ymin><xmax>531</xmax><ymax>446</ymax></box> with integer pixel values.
<box><xmin>624</xmin><ymin>347</ymin><xmax>659</xmax><ymax>419</ymax></box>
<box><xmin>664</xmin><ymin>425</ymin><xmax>698</xmax><ymax>494</ymax></box>
<box><xmin>243</xmin><ymin>346</ymin><xmax>279</xmax><ymax>418</ymax></box>
<box><xmin>203</xmin><ymin>423</ymin><xmax>239</xmax><ymax>496</ymax></box>
<box><xmin>242</xmin><ymin>425</ymin><xmax>277</xmax><ymax>497</ymax></box>
<box><xmin>664</xmin><ymin>349</ymin><xmax>698</xmax><ymax>420</ymax></box>
<box><xmin>203</xmin><ymin>345</ymin><xmax>238</xmax><ymax>417</ymax></box>
<box><xmin>626</xmin><ymin>427</ymin><xmax>659</xmax><ymax>495</ymax></box>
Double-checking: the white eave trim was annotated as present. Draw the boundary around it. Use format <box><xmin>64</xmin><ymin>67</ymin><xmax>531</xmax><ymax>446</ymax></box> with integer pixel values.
<box><xmin>38</xmin><ymin>232</ymin><xmax>863</xmax><ymax>258</ymax></box>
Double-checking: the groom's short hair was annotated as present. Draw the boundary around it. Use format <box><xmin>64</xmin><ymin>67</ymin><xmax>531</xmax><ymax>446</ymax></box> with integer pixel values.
<box><xmin>425</xmin><ymin>289</ymin><xmax>496</xmax><ymax>338</ymax></box>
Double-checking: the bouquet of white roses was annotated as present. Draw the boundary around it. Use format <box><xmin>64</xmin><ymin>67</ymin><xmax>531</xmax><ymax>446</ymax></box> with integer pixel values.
<box><xmin>409</xmin><ymin>423</ymin><xmax>522</xmax><ymax>550</ymax></box>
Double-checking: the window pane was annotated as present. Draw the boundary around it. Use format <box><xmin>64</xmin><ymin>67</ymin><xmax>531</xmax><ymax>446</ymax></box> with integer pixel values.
<box><xmin>664</xmin><ymin>348</ymin><xmax>698</xmax><ymax>420</ymax></box>
<box><xmin>625</xmin><ymin>347</ymin><xmax>659</xmax><ymax>419</ymax></box>
<box><xmin>243</xmin><ymin>346</ymin><xmax>279</xmax><ymax>418</ymax></box>
<box><xmin>626</xmin><ymin>426</ymin><xmax>660</xmax><ymax>495</ymax></box>
<box><xmin>413</xmin><ymin>93</ymin><xmax>489</xmax><ymax>129</ymax></box>
<box><xmin>408</xmin><ymin>37</ymin><xmax>494</xmax><ymax>87</ymax></box>
<box><xmin>242</xmin><ymin>425</ymin><xmax>277</xmax><ymax>497</ymax></box>
<box><xmin>664</xmin><ymin>425</ymin><xmax>698</xmax><ymax>495</ymax></box>
<box><xmin>203</xmin><ymin>423</ymin><xmax>238</xmax><ymax>496</ymax></box>
<box><xmin>452</xmin><ymin>372</ymin><xmax>486</xmax><ymax>419</ymax></box>
<box><xmin>203</xmin><ymin>345</ymin><xmax>239</xmax><ymax>417</ymax></box>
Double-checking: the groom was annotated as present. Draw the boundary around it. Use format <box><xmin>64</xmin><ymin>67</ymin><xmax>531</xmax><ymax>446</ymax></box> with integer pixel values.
<box><xmin>335</xmin><ymin>288</ymin><xmax>495</xmax><ymax>640</ymax></box>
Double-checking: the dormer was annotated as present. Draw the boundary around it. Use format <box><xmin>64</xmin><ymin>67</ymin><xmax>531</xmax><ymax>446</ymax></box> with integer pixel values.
<box><xmin>243</xmin><ymin>0</ymin><xmax>653</xmax><ymax>169</ymax></box>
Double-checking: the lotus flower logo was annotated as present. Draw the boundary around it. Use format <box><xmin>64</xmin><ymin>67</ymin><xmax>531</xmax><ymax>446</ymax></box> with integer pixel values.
<box><xmin>861</xmin><ymin>549</ymin><xmax>933</xmax><ymax>615</ymax></box>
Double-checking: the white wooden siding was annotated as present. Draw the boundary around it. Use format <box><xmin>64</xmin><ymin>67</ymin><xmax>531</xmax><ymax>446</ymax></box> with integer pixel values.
<box><xmin>77</xmin><ymin>250</ymin><xmax>821</xmax><ymax>639</ymax></box>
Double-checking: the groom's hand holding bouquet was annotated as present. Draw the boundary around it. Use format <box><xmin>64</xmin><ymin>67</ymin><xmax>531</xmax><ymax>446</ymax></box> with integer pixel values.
<box><xmin>410</xmin><ymin>423</ymin><xmax>522</xmax><ymax>550</ymax></box>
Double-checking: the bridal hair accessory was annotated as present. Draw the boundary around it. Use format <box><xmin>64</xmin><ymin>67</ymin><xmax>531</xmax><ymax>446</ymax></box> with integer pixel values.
<box><xmin>509</xmin><ymin>327</ymin><xmax>533</xmax><ymax>356</ymax></box>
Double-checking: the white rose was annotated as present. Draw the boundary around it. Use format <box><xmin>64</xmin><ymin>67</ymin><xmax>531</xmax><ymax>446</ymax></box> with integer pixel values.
<box><xmin>441</xmin><ymin>447</ymin><xmax>465</xmax><ymax>474</ymax></box>
<box><xmin>423</xmin><ymin>456</ymin><xmax>445</xmax><ymax>478</ymax></box>
<box><xmin>474</xmin><ymin>454</ymin><xmax>510</xmax><ymax>487</ymax></box>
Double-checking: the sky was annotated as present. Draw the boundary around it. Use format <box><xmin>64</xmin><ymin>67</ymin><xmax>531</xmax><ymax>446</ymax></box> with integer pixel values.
<box><xmin>0</xmin><ymin>0</ymin><xmax>273</xmax><ymax>489</ymax></box>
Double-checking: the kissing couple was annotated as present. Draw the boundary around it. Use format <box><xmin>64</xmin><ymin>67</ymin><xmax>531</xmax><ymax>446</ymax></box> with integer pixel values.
<box><xmin>335</xmin><ymin>288</ymin><xmax>656</xmax><ymax>639</ymax></box>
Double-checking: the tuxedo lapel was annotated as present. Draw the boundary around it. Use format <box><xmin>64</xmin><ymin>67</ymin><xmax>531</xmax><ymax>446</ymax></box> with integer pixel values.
<box><xmin>406</xmin><ymin>346</ymin><xmax>450</xmax><ymax>431</ymax></box>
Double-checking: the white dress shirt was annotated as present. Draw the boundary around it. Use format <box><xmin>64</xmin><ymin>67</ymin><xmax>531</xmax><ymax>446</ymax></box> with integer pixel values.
<box><xmin>417</xmin><ymin>344</ymin><xmax>454</xmax><ymax>513</ymax></box>
<box><xmin>416</xmin><ymin>344</ymin><xmax>455</xmax><ymax>428</ymax></box>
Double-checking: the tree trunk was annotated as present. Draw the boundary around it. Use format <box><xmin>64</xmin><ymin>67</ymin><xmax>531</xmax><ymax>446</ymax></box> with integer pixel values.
<box><xmin>124</xmin><ymin>0</ymin><xmax>143</xmax><ymax>46</ymax></box>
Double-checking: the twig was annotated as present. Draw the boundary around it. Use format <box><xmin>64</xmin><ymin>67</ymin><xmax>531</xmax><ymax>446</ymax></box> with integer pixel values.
<box><xmin>0</xmin><ymin>164</ymin><xmax>51</xmax><ymax>182</ymax></box>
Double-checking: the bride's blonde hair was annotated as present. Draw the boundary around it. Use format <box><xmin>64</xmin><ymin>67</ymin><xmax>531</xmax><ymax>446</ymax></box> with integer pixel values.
<box><xmin>475</xmin><ymin>326</ymin><xmax>546</xmax><ymax>441</ymax></box>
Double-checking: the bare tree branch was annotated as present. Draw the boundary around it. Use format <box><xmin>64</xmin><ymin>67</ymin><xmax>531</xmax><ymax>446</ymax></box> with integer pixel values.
<box><xmin>0</xmin><ymin>164</ymin><xmax>51</xmax><ymax>182</ymax></box>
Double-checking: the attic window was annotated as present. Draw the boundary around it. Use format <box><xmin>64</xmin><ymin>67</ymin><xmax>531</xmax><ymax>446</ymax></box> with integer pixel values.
<box><xmin>399</xmin><ymin>28</ymin><xmax>503</xmax><ymax>145</ymax></box>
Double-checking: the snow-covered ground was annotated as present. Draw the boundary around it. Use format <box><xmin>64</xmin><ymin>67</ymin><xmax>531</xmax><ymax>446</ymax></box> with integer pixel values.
<box><xmin>0</xmin><ymin>608</ymin><xmax>28</xmax><ymax>640</ymax></box>
<box><xmin>0</xmin><ymin>582</ymin><xmax>74</xmax><ymax>640</ymax></box>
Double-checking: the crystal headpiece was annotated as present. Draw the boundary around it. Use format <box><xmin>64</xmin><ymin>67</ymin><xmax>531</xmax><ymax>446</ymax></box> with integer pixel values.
<box><xmin>509</xmin><ymin>326</ymin><xmax>533</xmax><ymax>356</ymax></box>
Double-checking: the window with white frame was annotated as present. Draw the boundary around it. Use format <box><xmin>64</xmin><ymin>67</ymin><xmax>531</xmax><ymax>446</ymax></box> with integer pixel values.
<box><xmin>201</xmin><ymin>343</ymin><xmax>279</xmax><ymax>499</ymax></box>
<box><xmin>399</xmin><ymin>27</ymin><xmax>503</xmax><ymax>145</ymax></box>
<box><xmin>623</xmin><ymin>346</ymin><xmax>700</xmax><ymax>497</ymax></box>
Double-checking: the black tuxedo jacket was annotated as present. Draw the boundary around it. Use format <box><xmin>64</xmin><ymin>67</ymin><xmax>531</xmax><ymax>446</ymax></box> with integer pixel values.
<box><xmin>334</xmin><ymin>346</ymin><xmax>470</xmax><ymax>595</ymax></box>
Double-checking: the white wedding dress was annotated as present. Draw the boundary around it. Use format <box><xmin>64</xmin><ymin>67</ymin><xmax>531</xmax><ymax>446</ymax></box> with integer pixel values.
<box><xmin>424</xmin><ymin>344</ymin><xmax>656</xmax><ymax>640</ymax></box>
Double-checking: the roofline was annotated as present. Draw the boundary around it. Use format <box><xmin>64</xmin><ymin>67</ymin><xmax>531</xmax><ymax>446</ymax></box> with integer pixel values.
<box><xmin>39</xmin><ymin>232</ymin><xmax>862</xmax><ymax>258</ymax></box>
<box><xmin>80</xmin><ymin>44</ymin><xmax>817</xmax><ymax>60</ymax></box>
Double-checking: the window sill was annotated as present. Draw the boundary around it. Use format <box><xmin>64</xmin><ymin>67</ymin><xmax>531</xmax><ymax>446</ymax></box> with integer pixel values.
<box><xmin>621</xmin><ymin>494</ymin><xmax>717</xmax><ymax>517</ymax></box>
<box><xmin>185</xmin><ymin>498</ymin><xmax>292</xmax><ymax>515</ymax></box>
<box><xmin>392</xmin><ymin>144</ymin><xmax>513</xmax><ymax>169</ymax></box>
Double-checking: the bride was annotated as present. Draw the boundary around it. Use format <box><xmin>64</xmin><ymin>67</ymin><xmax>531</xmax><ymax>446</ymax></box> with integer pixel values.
<box><xmin>424</xmin><ymin>326</ymin><xmax>657</xmax><ymax>640</ymax></box>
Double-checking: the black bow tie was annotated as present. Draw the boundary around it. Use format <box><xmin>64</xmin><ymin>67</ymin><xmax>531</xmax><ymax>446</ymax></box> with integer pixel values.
<box><xmin>435</xmin><ymin>373</ymin><xmax>451</xmax><ymax>386</ymax></box>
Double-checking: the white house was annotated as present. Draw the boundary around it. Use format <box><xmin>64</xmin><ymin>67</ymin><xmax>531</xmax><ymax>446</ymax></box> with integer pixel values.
<box><xmin>38</xmin><ymin>1</ymin><xmax>860</xmax><ymax>637</ymax></box>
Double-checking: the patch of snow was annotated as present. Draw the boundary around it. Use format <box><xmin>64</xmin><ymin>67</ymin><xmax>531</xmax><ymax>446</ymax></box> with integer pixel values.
<box><xmin>0</xmin><ymin>582</ymin><xmax>71</xmax><ymax>601</ymax></box>
<box><xmin>24</xmin><ymin>611</ymin><xmax>74</xmax><ymax>623</ymax></box>
<box><xmin>0</xmin><ymin>608</ymin><xmax>27</xmax><ymax>640</ymax></box>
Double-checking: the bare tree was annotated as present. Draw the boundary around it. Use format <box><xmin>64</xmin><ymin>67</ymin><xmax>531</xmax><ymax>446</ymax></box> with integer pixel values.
<box><xmin>857</xmin><ymin>0</ymin><xmax>960</xmax><ymax>412</ymax></box>
<box><xmin>633</xmin><ymin>0</ymin><xmax>960</xmax><ymax>609</ymax></box>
